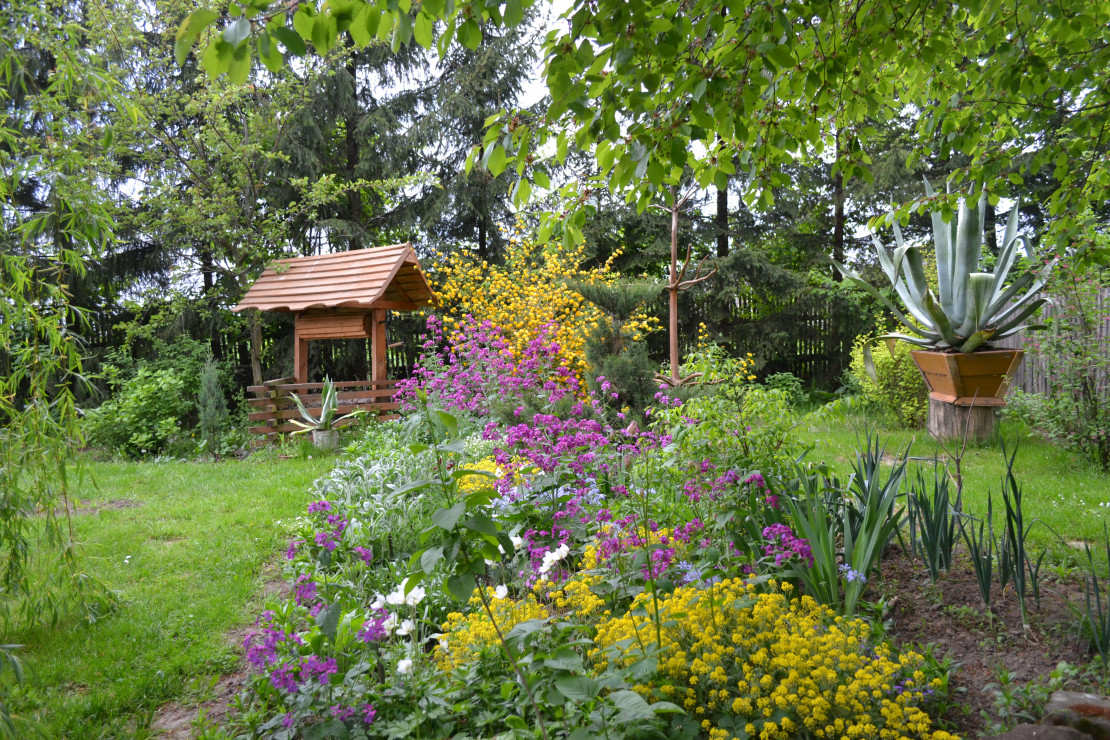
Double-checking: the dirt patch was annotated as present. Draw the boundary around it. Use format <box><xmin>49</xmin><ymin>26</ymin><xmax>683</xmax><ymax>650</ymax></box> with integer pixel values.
<box><xmin>150</xmin><ymin>672</ymin><xmax>248</xmax><ymax>738</ymax></box>
<box><xmin>875</xmin><ymin>548</ymin><xmax>1091</xmax><ymax>737</ymax></box>
<box><xmin>44</xmin><ymin>498</ymin><xmax>144</xmax><ymax>518</ymax></box>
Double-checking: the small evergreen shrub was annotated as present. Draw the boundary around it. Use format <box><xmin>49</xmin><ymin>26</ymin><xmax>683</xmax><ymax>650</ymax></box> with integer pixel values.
<box><xmin>848</xmin><ymin>334</ymin><xmax>928</xmax><ymax>428</ymax></box>
<box><xmin>197</xmin><ymin>353</ymin><xmax>229</xmax><ymax>457</ymax></box>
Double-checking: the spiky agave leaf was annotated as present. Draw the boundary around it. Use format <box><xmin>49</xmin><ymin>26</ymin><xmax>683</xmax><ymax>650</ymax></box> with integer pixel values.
<box><xmin>840</xmin><ymin>181</ymin><xmax>1053</xmax><ymax>353</ymax></box>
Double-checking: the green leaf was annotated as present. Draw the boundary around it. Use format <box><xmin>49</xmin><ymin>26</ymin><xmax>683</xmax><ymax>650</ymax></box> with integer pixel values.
<box><xmin>504</xmin><ymin>0</ymin><xmax>524</xmax><ymax>26</ymax></box>
<box><xmin>464</xmin><ymin>512</ymin><xmax>498</xmax><ymax>536</ymax></box>
<box><xmin>555</xmin><ymin>676</ymin><xmax>602</xmax><ymax>702</ymax></box>
<box><xmin>257</xmin><ymin>32</ymin><xmax>283</xmax><ymax>73</ymax></box>
<box><xmin>533</xmin><ymin>169</ymin><xmax>551</xmax><ymax>189</ymax></box>
<box><xmin>413</xmin><ymin>11</ymin><xmax>434</xmax><ymax>48</ymax></box>
<box><xmin>610</xmin><ymin>689</ymin><xmax>655</xmax><ymax>720</ymax></box>
<box><xmin>420</xmin><ymin>546</ymin><xmax>444</xmax><ymax>573</ymax></box>
<box><xmin>174</xmin><ymin>9</ymin><xmax>219</xmax><ymax>65</ymax></box>
<box><xmin>312</xmin><ymin>15</ymin><xmax>339</xmax><ymax>54</ymax></box>
<box><xmin>227</xmin><ymin>38</ymin><xmax>251</xmax><ymax>83</ymax></box>
<box><xmin>431</xmin><ymin>502</ymin><xmax>466</xmax><ymax>531</ymax></box>
<box><xmin>457</xmin><ymin>18</ymin><xmax>481</xmax><ymax>49</ymax></box>
<box><xmin>435</xmin><ymin>410</ymin><xmax>458</xmax><ymax>437</ymax></box>
<box><xmin>271</xmin><ymin>26</ymin><xmax>307</xmax><ymax>55</ymax></box>
<box><xmin>223</xmin><ymin>17</ymin><xmax>251</xmax><ymax>47</ymax></box>
<box><xmin>487</xmin><ymin>145</ymin><xmax>508</xmax><ymax>177</ymax></box>
<box><xmin>316</xmin><ymin>601</ymin><xmax>342</xmax><ymax>641</ymax></box>
<box><xmin>391</xmin><ymin>12</ymin><xmax>412</xmax><ymax>52</ymax></box>
<box><xmin>504</xmin><ymin>716</ymin><xmax>528</xmax><ymax>730</ymax></box>
<box><xmin>201</xmin><ymin>38</ymin><xmax>234</xmax><ymax>77</ymax></box>
<box><xmin>423</xmin><ymin>0</ymin><xmax>446</xmax><ymax>15</ymax></box>
<box><xmin>447</xmin><ymin>572</ymin><xmax>476</xmax><ymax>601</ymax></box>
<box><xmin>293</xmin><ymin>7</ymin><xmax>315</xmax><ymax>41</ymax></box>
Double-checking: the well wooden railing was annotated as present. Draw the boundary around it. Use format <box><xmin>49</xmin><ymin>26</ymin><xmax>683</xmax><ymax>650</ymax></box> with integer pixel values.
<box><xmin>247</xmin><ymin>377</ymin><xmax>401</xmax><ymax>438</ymax></box>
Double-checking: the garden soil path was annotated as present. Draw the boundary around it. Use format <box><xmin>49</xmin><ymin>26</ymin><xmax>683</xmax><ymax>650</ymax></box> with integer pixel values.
<box><xmin>877</xmin><ymin>549</ymin><xmax>1090</xmax><ymax>737</ymax></box>
<box><xmin>150</xmin><ymin>569</ymin><xmax>289</xmax><ymax>738</ymax></box>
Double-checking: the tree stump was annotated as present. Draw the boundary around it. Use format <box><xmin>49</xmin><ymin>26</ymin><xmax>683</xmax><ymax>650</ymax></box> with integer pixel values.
<box><xmin>926</xmin><ymin>396</ymin><xmax>998</xmax><ymax>443</ymax></box>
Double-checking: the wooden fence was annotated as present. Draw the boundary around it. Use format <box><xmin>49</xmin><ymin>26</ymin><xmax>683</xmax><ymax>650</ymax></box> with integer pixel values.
<box><xmin>993</xmin><ymin>287</ymin><xmax>1110</xmax><ymax>396</ymax></box>
<box><xmin>247</xmin><ymin>378</ymin><xmax>401</xmax><ymax>438</ymax></box>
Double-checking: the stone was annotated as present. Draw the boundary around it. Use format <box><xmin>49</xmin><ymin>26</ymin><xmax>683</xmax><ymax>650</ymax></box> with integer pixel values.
<box><xmin>1043</xmin><ymin>691</ymin><xmax>1110</xmax><ymax>739</ymax></box>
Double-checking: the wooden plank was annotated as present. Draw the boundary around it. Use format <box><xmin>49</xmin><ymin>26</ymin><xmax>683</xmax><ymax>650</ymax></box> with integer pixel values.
<box><xmin>250</xmin><ymin>410</ymin><xmax>399</xmax><ymax>436</ymax></box>
<box><xmin>249</xmin><ymin>403</ymin><xmax>401</xmax><ymax>422</ymax></box>
<box><xmin>247</xmin><ymin>388</ymin><xmax>397</xmax><ymax>408</ymax></box>
<box><xmin>268</xmin><ymin>379</ymin><xmax>398</xmax><ymax>392</ymax></box>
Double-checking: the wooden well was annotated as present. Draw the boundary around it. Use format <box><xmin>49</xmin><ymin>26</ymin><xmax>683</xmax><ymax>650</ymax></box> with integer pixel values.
<box><xmin>233</xmin><ymin>243</ymin><xmax>435</xmax><ymax>437</ymax></box>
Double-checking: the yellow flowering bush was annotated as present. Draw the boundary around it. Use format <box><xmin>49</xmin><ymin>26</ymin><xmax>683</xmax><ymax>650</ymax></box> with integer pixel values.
<box><xmin>434</xmin><ymin>587</ymin><xmax>549</xmax><ymax>672</ymax></box>
<box><xmin>430</xmin><ymin>227</ymin><xmax>657</xmax><ymax>389</ymax></box>
<box><xmin>590</xmin><ymin>578</ymin><xmax>956</xmax><ymax>740</ymax></box>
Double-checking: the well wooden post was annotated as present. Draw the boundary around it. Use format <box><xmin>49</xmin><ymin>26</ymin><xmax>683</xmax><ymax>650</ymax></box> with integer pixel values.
<box><xmin>370</xmin><ymin>309</ymin><xmax>387</xmax><ymax>386</ymax></box>
<box><xmin>293</xmin><ymin>312</ymin><xmax>309</xmax><ymax>384</ymax></box>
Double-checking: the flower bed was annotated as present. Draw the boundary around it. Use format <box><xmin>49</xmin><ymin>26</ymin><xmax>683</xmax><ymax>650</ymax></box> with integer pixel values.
<box><xmin>222</xmin><ymin>314</ymin><xmax>986</xmax><ymax>740</ymax></box>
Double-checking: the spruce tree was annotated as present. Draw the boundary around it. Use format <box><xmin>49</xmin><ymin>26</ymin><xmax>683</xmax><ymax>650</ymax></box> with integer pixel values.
<box><xmin>197</xmin><ymin>353</ymin><xmax>228</xmax><ymax>459</ymax></box>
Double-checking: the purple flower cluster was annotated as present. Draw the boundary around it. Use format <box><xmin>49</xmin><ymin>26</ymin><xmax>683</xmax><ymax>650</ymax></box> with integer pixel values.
<box><xmin>762</xmin><ymin>524</ymin><xmax>814</xmax><ymax>567</ymax></box>
<box><xmin>682</xmin><ymin>464</ymin><xmax>742</xmax><ymax>503</ymax></box>
<box><xmin>294</xmin><ymin>574</ymin><xmax>317</xmax><ymax>606</ymax></box>
<box><xmin>396</xmin><ymin>315</ymin><xmax>576</xmax><ymax>414</ymax></box>
<box><xmin>744</xmin><ymin>472</ymin><xmax>780</xmax><ymax>509</ymax></box>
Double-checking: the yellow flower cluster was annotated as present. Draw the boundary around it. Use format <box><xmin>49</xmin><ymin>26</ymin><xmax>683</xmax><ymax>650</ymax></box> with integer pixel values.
<box><xmin>457</xmin><ymin>457</ymin><xmax>504</xmax><ymax>496</ymax></box>
<box><xmin>429</xmin><ymin>226</ymin><xmax>657</xmax><ymax>389</ymax></box>
<box><xmin>590</xmin><ymin>579</ymin><xmax>956</xmax><ymax>740</ymax></box>
<box><xmin>434</xmin><ymin>587</ymin><xmax>550</xmax><ymax>672</ymax></box>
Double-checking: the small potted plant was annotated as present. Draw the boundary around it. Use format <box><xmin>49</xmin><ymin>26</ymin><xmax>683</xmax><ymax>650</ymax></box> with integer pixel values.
<box><xmin>834</xmin><ymin>180</ymin><xmax>1055</xmax><ymax>438</ymax></box>
<box><xmin>289</xmin><ymin>377</ymin><xmax>362</xmax><ymax>450</ymax></box>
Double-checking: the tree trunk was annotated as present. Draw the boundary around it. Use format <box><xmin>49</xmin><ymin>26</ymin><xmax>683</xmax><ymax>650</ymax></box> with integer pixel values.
<box><xmin>832</xmin><ymin>166</ymin><xmax>844</xmax><ymax>281</ymax></box>
<box><xmin>927</xmin><ymin>397</ymin><xmax>997</xmax><ymax>443</ymax></box>
<box><xmin>478</xmin><ymin>219</ymin><xmax>487</xmax><ymax>261</ymax></box>
<box><xmin>716</xmin><ymin>183</ymin><xmax>729</xmax><ymax>258</ymax></box>
<box><xmin>248</xmin><ymin>309</ymin><xmax>264</xmax><ymax>386</ymax></box>
<box><xmin>984</xmin><ymin>201</ymin><xmax>998</xmax><ymax>257</ymax></box>
<box><xmin>669</xmin><ymin>200</ymin><xmax>680</xmax><ymax>384</ymax></box>
<box><xmin>346</xmin><ymin>59</ymin><xmax>362</xmax><ymax>251</ymax></box>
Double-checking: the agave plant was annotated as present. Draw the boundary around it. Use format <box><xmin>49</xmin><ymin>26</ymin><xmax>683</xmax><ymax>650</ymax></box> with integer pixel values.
<box><xmin>290</xmin><ymin>377</ymin><xmax>362</xmax><ymax>433</ymax></box>
<box><xmin>835</xmin><ymin>180</ymin><xmax>1055</xmax><ymax>353</ymax></box>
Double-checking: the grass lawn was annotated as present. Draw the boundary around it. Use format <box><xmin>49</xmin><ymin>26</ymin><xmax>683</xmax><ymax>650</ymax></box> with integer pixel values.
<box><xmin>4</xmin><ymin>453</ymin><xmax>333</xmax><ymax>739</ymax></box>
<box><xmin>798</xmin><ymin>414</ymin><xmax>1110</xmax><ymax>556</ymax></box>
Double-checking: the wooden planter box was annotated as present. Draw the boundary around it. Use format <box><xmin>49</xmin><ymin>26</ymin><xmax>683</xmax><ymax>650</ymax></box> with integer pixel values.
<box><xmin>911</xmin><ymin>348</ymin><xmax>1025</xmax><ymax>442</ymax></box>
<box><xmin>910</xmin><ymin>348</ymin><xmax>1024</xmax><ymax>407</ymax></box>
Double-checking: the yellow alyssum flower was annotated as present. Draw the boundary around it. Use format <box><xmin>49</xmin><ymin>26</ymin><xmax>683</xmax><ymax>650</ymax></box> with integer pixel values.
<box><xmin>589</xmin><ymin>578</ymin><xmax>956</xmax><ymax>740</ymax></box>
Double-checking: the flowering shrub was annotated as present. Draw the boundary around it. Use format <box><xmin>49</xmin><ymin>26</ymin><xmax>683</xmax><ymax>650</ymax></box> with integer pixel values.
<box><xmin>430</xmin><ymin>231</ymin><xmax>657</xmax><ymax>388</ymax></box>
<box><xmin>397</xmin><ymin>314</ymin><xmax>577</xmax><ymax>416</ymax></box>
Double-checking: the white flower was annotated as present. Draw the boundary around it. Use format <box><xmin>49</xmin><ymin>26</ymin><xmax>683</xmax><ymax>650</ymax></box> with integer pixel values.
<box><xmin>510</xmin><ymin>535</ymin><xmax>523</xmax><ymax>550</ymax></box>
<box><xmin>537</xmin><ymin>543</ymin><xmax>571</xmax><ymax>575</ymax></box>
<box><xmin>405</xmin><ymin>585</ymin><xmax>426</xmax><ymax>607</ymax></box>
<box><xmin>397</xmin><ymin>658</ymin><xmax>413</xmax><ymax>675</ymax></box>
<box><xmin>386</xmin><ymin>578</ymin><xmax>409</xmax><ymax>606</ymax></box>
<box><xmin>382</xmin><ymin>612</ymin><xmax>399</xmax><ymax>633</ymax></box>
<box><xmin>494</xmin><ymin>585</ymin><xmax>508</xmax><ymax>600</ymax></box>
<box><xmin>370</xmin><ymin>594</ymin><xmax>386</xmax><ymax>611</ymax></box>
<box><xmin>397</xmin><ymin>619</ymin><xmax>416</xmax><ymax>637</ymax></box>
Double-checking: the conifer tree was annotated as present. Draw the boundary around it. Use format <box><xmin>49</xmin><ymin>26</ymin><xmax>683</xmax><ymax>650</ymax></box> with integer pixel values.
<box><xmin>197</xmin><ymin>352</ymin><xmax>228</xmax><ymax>459</ymax></box>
